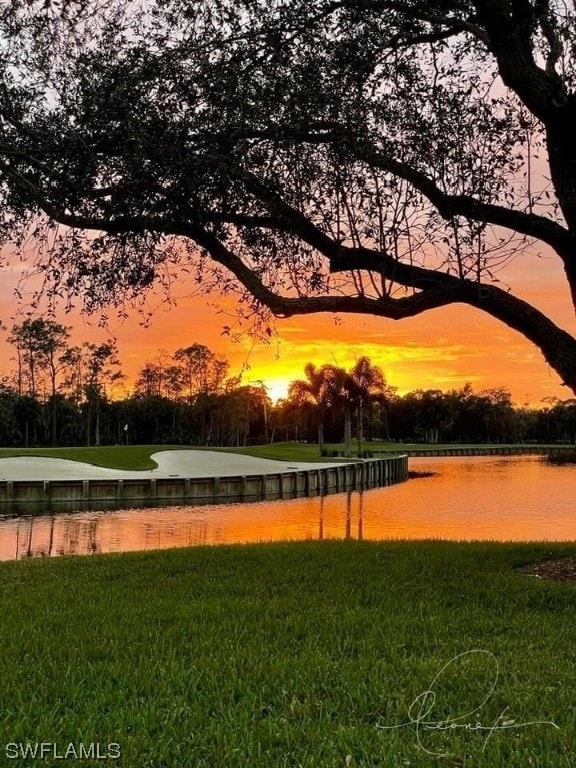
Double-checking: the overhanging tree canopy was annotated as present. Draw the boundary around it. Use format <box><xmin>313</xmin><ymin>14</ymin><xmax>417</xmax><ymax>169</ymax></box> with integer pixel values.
<box><xmin>1</xmin><ymin>0</ymin><xmax>576</xmax><ymax>388</ymax></box>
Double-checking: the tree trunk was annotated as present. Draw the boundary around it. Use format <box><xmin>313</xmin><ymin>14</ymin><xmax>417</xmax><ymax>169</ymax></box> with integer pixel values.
<box><xmin>50</xmin><ymin>368</ymin><xmax>58</xmax><ymax>446</ymax></box>
<box><xmin>95</xmin><ymin>402</ymin><xmax>100</xmax><ymax>446</ymax></box>
<box><xmin>51</xmin><ymin>401</ymin><xmax>57</xmax><ymax>446</ymax></box>
<box><xmin>86</xmin><ymin>402</ymin><xmax>92</xmax><ymax>446</ymax></box>
<box><xmin>317</xmin><ymin>422</ymin><xmax>324</xmax><ymax>451</ymax></box>
<box><xmin>344</xmin><ymin>405</ymin><xmax>352</xmax><ymax>458</ymax></box>
<box><xmin>356</xmin><ymin>398</ymin><xmax>364</xmax><ymax>456</ymax></box>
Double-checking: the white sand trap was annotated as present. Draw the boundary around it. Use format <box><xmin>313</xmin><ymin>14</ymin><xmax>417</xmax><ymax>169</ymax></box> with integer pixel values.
<box><xmin>0</xmin><ymin>450</ymin><xmax>347</xmax><ymax>481</ymax></box>
<box><xmin>0</xmin><ymin>457</ymin><xmax>154</xmax><ymax>481</ymax></box>
<box><xmin>151</xmin><ymin>450</ymin><xmax>346</xmax><ymax>477</ymax></box>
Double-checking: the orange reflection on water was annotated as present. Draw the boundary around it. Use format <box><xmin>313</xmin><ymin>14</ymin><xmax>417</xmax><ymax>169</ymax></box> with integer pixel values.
<box><xmin>0</xmin><ymin>494</ymin><xmax>362</xmax><ymax>560</ymax></box>
<box><xmin>0</xmin><ymin>457</ymin><xmax>575</xmax><ymax>561</ymax></box>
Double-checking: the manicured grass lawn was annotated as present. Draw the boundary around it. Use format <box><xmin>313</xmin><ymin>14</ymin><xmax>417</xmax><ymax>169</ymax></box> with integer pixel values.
<box><xmin>223</xmin><ymin>441</ymin><xmax>570</xmax><ymax>461</ymax></box>
<box><xmin>1</xmin><ymin>540</ymin><xmax>575</xmax><ymax>767</ymax></box>
<box><xmin>0</xmin><ymin>441</ymin><xmax>567</xmax><ymax>470</ymax></box>
<box><xmin>0</xmin><ymin>445</ymin><xmax>177</xmax><ymax>470</ymax></box>
<box><xmin>218</xmin><ymin>441</ymin><xmax>350</xmax><ymax>461</ymax></box>
<box><xmin>0</xmin><ymin>441</ymin><xmax>375</xmax><ymax>469</ymax></box>
<box><xmin>0</xmin><ymin>443</ymin><xmax>346</xmax><ymax>469</ymax></box>
<box><xmin>0</xmin><ymin>442</ymin><xmax>344</xmax><ymax>469</ymax></box>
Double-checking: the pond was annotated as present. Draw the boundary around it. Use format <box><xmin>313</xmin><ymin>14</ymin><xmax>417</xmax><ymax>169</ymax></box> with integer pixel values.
<box><xmin>0</xmin><ymin>455</ymin><xmax>574</xmax><ymax>561</ymax></box>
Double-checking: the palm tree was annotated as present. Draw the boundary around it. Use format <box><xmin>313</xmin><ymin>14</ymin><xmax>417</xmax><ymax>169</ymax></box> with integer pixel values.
<box><xmin>317</xmin><ymin>364</ymin><xmax>355</xmax><ymax>457</ymax></box>
<box><xmin>349</xmin><ymin>357</ymin><xmax>387</xmax><ymax>454</ymax></box>
<box><xmin>288</xmin><ymin>363</ymin><xmax>329</xmax><ymax>450</ymax></box>
<box><xmin>288</xmin><ymin>358</ymin><xmax>390</xmax><ymax>456</ymax></box>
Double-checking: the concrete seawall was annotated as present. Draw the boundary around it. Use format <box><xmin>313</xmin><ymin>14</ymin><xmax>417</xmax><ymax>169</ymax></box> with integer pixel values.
<box><xmin>0</xmin><ymin>455</ymin><xmax>409</xmax><ymax>515</ymax></box>
<box><xmin>380</xmin><ymin>446</ymin><xmax>573</xmax><ymax>457</ymax></box>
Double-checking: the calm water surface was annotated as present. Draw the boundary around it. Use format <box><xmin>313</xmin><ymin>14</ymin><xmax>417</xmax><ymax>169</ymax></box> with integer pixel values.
<box><xmin>0</xmin><ymin>456</ymin><xmax>574</xmax><ymax>561</ymax></box>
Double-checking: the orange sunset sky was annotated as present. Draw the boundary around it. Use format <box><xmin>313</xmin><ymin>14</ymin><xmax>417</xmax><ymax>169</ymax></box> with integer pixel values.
<box><xmin>0</xmin><ymin>242</ymin><xmax>573</xmax><ymax>405</ymax></box>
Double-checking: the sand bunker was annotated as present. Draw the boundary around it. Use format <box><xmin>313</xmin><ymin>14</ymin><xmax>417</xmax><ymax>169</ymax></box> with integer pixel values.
<box><xmin>0</xmin><ymin>450</ymin><xmax>345</xmax><ymax>481</ymax></box>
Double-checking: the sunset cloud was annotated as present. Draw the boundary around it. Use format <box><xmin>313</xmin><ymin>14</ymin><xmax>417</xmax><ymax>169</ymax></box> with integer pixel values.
<box><xmin>0</xmin><ymin>242</ymin><xmax>573</xmax><ymax>406</ymax></box>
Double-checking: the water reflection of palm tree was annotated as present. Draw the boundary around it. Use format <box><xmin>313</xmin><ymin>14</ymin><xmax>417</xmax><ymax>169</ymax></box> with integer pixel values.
<box><xmin>88</xmin><ymin>521</ymin><xmax>99</xmax><ymax>553</ymax></box>
<box><xmin>26</xmin><ymin>517</ymin><xmax>34</xmax><ymax>558</ymax></box>
<box><xmin>345</xmin><ymin>491</ymin><xmax>352</xmax><ymax>539</ymax></box>
<box><xmin>15</xmin><ymin>521</ymin><xmax>22</xmax><ymax>560</ymax></box>
<box><xmin>318</xmin><ymin>495</ymin><xmax>324</xmax><ymax>540</ymax></box>
<box><xmin>358</xmin><ymin>491</ymin><xmax>364</xmax><ymax>541</ymax></box>
<box><xmin>47</xmin><ymin>517</ymin><xmax>55</xmax><ymax>557</ymax></box>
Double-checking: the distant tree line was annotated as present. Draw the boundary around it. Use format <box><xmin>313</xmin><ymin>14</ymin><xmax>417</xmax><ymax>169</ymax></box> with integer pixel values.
<box><xmin>280</xmin><ymin>366</ymin><xmax>576</xmax><ymax>451</ymax></box>
<box><xmin>0</xmin><ymin>318</ymin><xmax>575</xmax><ymax>449</ymax></box>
